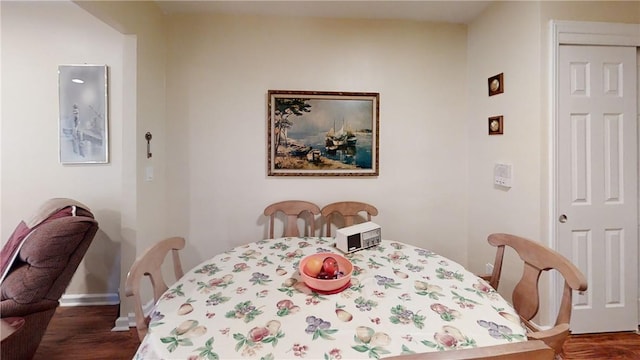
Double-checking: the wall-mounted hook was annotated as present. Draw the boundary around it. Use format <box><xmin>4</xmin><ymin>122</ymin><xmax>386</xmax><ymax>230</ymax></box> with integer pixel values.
<box><xmin>145</xmin><ymin>132</ymin><xmax>153</xmax><ymax>158</ymax></box>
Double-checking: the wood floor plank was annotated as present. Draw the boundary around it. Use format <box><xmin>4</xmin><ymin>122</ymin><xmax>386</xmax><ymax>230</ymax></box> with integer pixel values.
<box><xmin>562</xmin><ymin>331</ymin><xmax>640</xmax><ymax>359</ymax></box>
<box><xmin>31</xmin><ymin>305</ymin><xmax>640</xmax><ymax>359</ymax></box>
<box><xmin>33</xmin><ymin>305</ymin><xmax>139</xmax><ymax>360</ymax></box>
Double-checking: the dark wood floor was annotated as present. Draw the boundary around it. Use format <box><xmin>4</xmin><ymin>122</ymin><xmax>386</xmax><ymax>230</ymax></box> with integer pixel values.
<box><xmin>31</xmin><ymin>305</ymin><xmax>640</xmax><ymax>359</ymax></box>
<box><xmin>562</xmin><ymin>331</ymin><xmax>640</xmax><ymax>359</ymax></box>
<box><xmin>34</xmin><ymin>305</ymin><xmax>140</xmax><ymax>360</ymax></box>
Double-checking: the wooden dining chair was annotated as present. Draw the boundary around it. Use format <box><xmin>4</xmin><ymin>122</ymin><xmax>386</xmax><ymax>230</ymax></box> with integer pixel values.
<box><xmin>125</xmin><ymin>236</ymin><xmax>185</xmax><ymax>341</ymax></box>
<box><xmin>320</xmin><ymin>201</ymin><xmax>378</xmax><ymax>236</ymax></box>
<box><xmin>482</xmin><ymin>233</ymin><xmax>587</xmax><ymax>357</ymax></box>
<box><xmin>263</xmin><ymin>200</ymin><xmax>321</xmax><ymax>238</ymax></box>
<box><xmin>383</xmin><ymin>340</ymin><xmax>554</xmax><ymax>360</ymax></box>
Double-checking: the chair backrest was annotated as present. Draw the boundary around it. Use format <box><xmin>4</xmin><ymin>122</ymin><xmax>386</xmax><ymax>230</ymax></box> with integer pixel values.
<box><xmin>263</xmin><ymin>200</ymin><xmax>321</xmax><ymax>238</ymax></box>
<box><xmin>383</xmin><ymin>340</ymin><xmax>554</xmax><ymax>360</ymax></box>
<box><xmin>1</xmin><ymin>199</ymin><xmax>98</xmax><ymax>360</ymax></box>
<box><xmin>125</xmin><ymin>236</ymin><xmax>185</xmax><ymax>341</ymax></box>
<box><xmin>485</xmin><ymin>233</ymin><xmax>588</xmax><ymax>355</ymax></box>
<box><xmin>321</xmin><ymin>201</ymin><xmax>378</xmax><ymax>236</ymax></box>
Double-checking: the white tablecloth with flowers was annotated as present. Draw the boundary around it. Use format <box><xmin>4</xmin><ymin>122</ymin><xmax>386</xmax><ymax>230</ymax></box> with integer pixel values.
<box><xmin>133</xmin><ymin>237</ymin><xmax>527</xmax><ymax>360</ymax></box>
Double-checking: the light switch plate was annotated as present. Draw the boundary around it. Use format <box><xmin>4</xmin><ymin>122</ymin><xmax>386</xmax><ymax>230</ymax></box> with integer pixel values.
<box><xmin>494</xmin><ymin>163</ymin><xmax>512</xmax><ymax>187</ymax></box>
<box><xmin>145</xmin><ymin>166</ymin><xmax>154</xmax><ymax>182</ymax></box>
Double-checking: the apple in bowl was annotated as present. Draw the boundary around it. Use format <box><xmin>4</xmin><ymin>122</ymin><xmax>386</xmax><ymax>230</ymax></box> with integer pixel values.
<box><xmin>299</xmin><ymin>253</ymin><xmax>353</xmax><ymax>292</ymax></box>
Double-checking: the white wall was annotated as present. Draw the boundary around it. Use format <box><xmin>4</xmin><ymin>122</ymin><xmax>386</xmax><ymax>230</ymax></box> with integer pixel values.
<box><xmin>74</xmin><ymin>0</ymin><xmax>168</xmax><ymax>318</ymax></box>
<box><xmin>164</xmin><ymin>14</ymin><xmax>471</xmax><ymax>269</ymax></box>
<box><xmin>0</xmin><ymin>1</ymin><xmax>124</xmax><ymax>295</ymax></box>
<box><xmin>467</xmin><ymin>0</ymin><xmax>640</xmax><ymax>325</ymax></box>
<box><xmin>465</xmin><ymin>0</ymin><xmax>542</xmax><ymax>298</ymax></box>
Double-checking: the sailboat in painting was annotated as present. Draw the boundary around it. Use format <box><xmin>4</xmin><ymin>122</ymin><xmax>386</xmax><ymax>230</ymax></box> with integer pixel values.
<box><xmin>326</xmin><ymin>119</ymin><xmax>356</xmax><ymax>151</ymax></box>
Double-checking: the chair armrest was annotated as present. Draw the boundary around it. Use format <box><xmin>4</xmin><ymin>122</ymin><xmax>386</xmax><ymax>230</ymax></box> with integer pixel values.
<box><xmin>1</xmin><ymin>317</ymin><xmax>25</xmax><ymax>342</ymax></box>
<box><xmin>526</xmin><ymin>323</ymin><xmax>570</xmax><ymax>354</ymax></box>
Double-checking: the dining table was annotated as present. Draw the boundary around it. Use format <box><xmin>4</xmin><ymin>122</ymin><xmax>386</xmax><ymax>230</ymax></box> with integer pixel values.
<box><xmin>133</xmin><ymin>237</ymin><xmax>528</xmax><ymax>360</ymax></box>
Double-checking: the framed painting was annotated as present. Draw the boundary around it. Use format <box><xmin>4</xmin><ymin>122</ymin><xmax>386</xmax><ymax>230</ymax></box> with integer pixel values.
<box><xmin>268</xmin><ymin>90</ymin><xmax>379</xmax><ymax>176</ymax></box>
<box><xmin>58</xmin><ymin>64</ymin><xmax>109</xmax><ymax>164</ymax></box>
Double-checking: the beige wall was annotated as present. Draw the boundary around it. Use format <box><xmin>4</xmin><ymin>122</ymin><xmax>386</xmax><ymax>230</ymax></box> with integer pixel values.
<box><xmin>1</xmin><ymin>0</ymin><xmax>638</xmax><ymax>328</ymax></box>
<box><xmin>0</xmin><ymin>1</ymin><xmax>125</xmax><ymax>296</ymax></box>
<box><xmin>74</xmin><ymin>0</ymin><xmax>167</xmax><ymax>317</ymax></box>
<box><xmin>1</xmin><ymin>0</ymin><xmax>167</xmax><ymax>316</ymax></box>
<box><xmin>1</xmin><ymin>1</ymin><xmax>470</xmax><ymax>321</ymax></box>
<box><xmin>466</xmin><ymin>0</ymin><xmax>543</xmax><ymax>306</ymax></box>
<box><xmin>541</xmin><ymin>1</ymin><xmax>640</xmax><ymax>25</ymax></box>
<box><xmin>467</xmin><ymin>0</ymin><xmax>639</xmax><ymax>325</ymax></box>
<box><xmin>164</xmin><ymin>14</ymin><xmax>470</xmax><ymax>269</ymax></box>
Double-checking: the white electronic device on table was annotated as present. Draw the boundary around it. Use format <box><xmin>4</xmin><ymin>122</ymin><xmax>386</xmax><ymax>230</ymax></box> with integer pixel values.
<box><xmin>335</xmin><ymin>221</ymin><xmax>382</xmax><ymax>253</ymax></box>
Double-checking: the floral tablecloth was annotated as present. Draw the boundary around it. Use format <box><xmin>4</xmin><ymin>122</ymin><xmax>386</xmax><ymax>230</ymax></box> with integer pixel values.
<box><xmin>134</xmin><ymin>238</ymin><xmax>527</xmax><ymax>360</ymax></box>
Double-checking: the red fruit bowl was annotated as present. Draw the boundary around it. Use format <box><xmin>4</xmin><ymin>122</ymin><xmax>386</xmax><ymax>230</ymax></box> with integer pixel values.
<box><xmin>299</xmin><ymin>253</ymin><xmax>353</xmax><ymax>293</ymax></box>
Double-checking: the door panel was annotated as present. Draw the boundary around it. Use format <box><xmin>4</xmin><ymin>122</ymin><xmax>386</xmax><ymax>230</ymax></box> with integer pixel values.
<box><xmin>557</xmin><ymin>45</ymin><xmax>638</xmax><ymax>333</ymax></box>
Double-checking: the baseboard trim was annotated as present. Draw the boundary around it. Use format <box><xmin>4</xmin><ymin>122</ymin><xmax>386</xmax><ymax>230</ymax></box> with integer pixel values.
<box><xmin>112</xmin><ymin>301</ymin><xmax>154</xmax><ymax>332</ymax></box>
<box><xmin>112</xmin><ymin>313</ymin><xmax>136</xmax><ymax>332</ymax></box>
<box><xmin>60</xmin><ymin>293</ymin><xmax>120</xmax><ymax>307</ymax></box>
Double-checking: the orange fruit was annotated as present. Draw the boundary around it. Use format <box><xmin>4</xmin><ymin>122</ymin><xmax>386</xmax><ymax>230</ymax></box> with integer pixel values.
<box><xmin>304</xmin><ymin>257</ymin><xmax>323</xmax><ymax>277</ymax></box>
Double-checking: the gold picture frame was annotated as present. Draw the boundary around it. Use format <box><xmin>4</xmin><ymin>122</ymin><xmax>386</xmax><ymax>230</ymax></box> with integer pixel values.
<box><xmin>267</xmin><ymin>90</ymin><xmax>379</xmax><ymax>176</ymax></box>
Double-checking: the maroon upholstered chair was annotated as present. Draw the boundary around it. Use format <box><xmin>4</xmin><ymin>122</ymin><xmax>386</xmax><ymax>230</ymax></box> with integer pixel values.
<box><xmin>0</xmin><ymin>198</ymin><xmax>98</xmax><ymax>360</ymax></box>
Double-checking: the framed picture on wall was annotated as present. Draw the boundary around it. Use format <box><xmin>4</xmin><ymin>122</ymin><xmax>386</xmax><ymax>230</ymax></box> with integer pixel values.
<box><xmin>488</xmin><ymin>115</ymin><xmax>504</xmax><ymax>135</ymax></box>
<box><xmin>488</xmin><ymin>73</ymin><xmax>504</xmax><ymax>96</ymax></box>
<box><xmin>267</xmin><ymin>90</ymin><xmax>379</xmax><ymax>176</ymax></box>
<box><xmin>58</xmin><ymin>64</ymin><xmax>109</xmax><ymax>164</ymax></box>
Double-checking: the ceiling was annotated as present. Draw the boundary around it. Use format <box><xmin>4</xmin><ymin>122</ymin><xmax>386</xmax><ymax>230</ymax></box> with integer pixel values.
<box><xmin>154</xmin><ymin>1</ymin><xmax>493</xmax><ymax>24</ymax></box>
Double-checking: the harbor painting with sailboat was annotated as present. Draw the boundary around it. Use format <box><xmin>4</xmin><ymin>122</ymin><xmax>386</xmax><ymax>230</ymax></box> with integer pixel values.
<box><xmin>268</xmin><ymin>90</ymin><xmax>379</xmax><ymax>176</ymax></box>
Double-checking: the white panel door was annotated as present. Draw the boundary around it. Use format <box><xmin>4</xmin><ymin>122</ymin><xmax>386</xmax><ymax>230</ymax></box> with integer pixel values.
<box><xmin>557</xmin><ymin>45</ymin><xmax>638</xmax><ymax>333</ymax></box>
